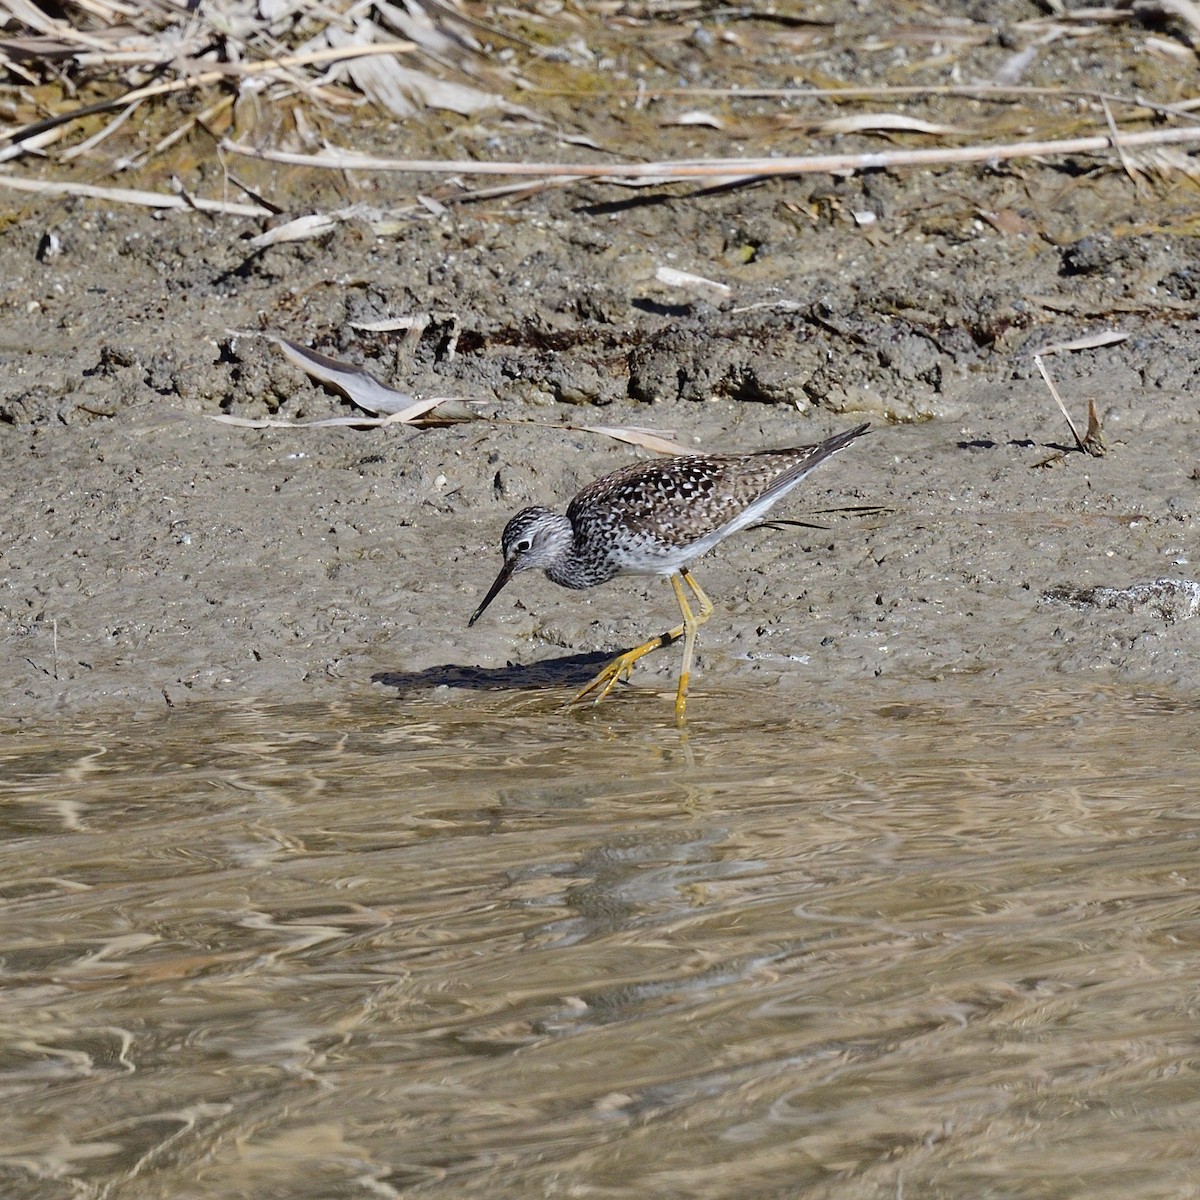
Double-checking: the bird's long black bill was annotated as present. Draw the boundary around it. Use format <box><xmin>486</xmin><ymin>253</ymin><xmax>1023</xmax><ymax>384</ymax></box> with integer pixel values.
<box><xmin>468</xmin><ymin>560</ymin><xmax>515</xmax><ymax>626</ymax></box>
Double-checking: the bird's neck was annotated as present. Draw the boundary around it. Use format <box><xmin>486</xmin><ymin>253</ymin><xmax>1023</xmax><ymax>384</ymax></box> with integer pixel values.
<box><xmin>544</xmin><ymin>518</ymin><xmax>612</xmax><ymax>590</ymax></box>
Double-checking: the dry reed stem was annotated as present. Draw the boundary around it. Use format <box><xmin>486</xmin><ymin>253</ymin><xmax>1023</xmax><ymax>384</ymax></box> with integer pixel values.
<box><xmin>527</xmin><ymin>83</ymin><xmax>1200</xmax><ymax>125</ymax></box>
<box><xmin>221</xmin><ymin>123</ymin><xmax>1200</xmax><ymax>182</ymax></box>
<box><xmin>0</xmin><ymin>171</ymin><xmax>270</xmax><ymax>215</ymax></box>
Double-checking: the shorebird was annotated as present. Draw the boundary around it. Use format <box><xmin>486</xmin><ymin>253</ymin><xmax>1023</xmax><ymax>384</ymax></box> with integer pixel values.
<box><xmin>469</xmin><ymin>422</ymin><xmax>869</xmax><ymax>716</ymax></box>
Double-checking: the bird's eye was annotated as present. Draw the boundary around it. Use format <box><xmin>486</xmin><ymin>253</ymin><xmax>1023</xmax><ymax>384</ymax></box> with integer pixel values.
<box><xmin>514</xmin><ymin>538</ymin><xmax>532</xmax><ymax>552</ymax></box>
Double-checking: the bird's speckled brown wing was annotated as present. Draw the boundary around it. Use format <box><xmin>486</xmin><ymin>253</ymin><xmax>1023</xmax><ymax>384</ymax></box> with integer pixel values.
<box><xmin>566</xmin><ymin>452</ymin><xmax>794</xmax><ymax>548</ymax></box>
<box><xmin>566</xmin><ymin>425</ymin><xmax>867</xmax><ymax>553</ymax></box>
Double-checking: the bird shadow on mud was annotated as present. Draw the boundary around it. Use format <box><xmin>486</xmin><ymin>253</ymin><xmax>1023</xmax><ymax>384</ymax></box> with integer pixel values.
<box><xmin>372</xmin><ymin>651</ymin><xmax>616</xmax><ymax>696</ymax></box>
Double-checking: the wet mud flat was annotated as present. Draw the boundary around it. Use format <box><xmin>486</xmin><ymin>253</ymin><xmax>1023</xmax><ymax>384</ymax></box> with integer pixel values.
<box><xmin>2</xmin><ymin>6</ymin><xmax>1199</xmax><ymax>722</ymax></box>
<box><xmin>2</xmin><ymin>183</ymin><xmax>1196</xmax><ymax>722</ymax></box>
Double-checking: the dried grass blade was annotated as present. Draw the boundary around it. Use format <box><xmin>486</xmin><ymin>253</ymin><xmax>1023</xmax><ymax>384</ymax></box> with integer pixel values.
<box><xmin>208</xmin><ymin>411</ymin><xmax>442</xmax><ymax>429</ymax></box>
<box><xmin>1034</xmin><ymin>353</ymin><xmax>1086</xmax><ymax>452</ymax></box>
<box><xmin>57</xmin><ymin>99</ymin><xmax>140</xmax><ymax>161</ymax></box>
<box><xmin>1101</xmin><ymin>96</ymin><xmax>1143</xmax><ymax>191</ymax></box>
<box><xmin>1129</xmin><ymin>145</ymin><xmax>1200</xmax><ymax>181</ymax></box>
<box><xmin>116</xmin><ymin>94</ymin><xmax>234</xmax><ymax>172</ymax></box>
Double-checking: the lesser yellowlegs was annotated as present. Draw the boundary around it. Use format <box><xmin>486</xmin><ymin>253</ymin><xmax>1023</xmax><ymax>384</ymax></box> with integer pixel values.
<box><xmin>469</xmin><ymin>422</ymin><xmax>869</xmax><ymax>716</ymax></box>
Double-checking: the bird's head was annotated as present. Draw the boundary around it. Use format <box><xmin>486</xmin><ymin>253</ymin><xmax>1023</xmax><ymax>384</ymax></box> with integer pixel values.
<box><xmin>468</xmin><ymin>507</ymin><xmax>573</xmax><ymax>626</ymax></box>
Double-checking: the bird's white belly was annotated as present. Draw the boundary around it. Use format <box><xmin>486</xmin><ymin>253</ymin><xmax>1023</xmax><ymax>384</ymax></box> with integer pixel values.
<box><xmin>608</xmin><ymin>530</ymin><xmax>700</xmax><ymax>577</ymax></box>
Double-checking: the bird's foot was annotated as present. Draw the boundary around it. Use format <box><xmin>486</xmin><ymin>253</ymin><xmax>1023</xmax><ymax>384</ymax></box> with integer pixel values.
<box><xmin>566</xmin><ymin>647</ymin><xmax>644</xmax><ymax>709</ymax></box>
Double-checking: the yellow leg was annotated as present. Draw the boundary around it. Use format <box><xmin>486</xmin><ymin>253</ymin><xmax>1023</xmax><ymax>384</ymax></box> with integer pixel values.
<box><xmin>568</xmin><ymin>569</ymin><xmax>714</xmax><ymax>714</ymax></box>
<box><xmin>672</xmin><ymin>568</ymin><xmax>714</xmax><ymax>719</ymax></box>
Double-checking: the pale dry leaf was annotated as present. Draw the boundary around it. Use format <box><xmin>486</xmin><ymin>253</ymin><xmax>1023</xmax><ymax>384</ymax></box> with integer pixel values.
<box><xmin>269</xmin><ymin>335</ymin><xmax>425</xmax><ymax>416</ymax></box>
<box><xmin>993</xmin><ymin>42</ymin><xmax>1040</xmax><ymax>85</ymax></box>
<box><xmin>262</xmin><ymin>334</ymin><xmax>479</xmax><ymax>423</ymax></box>
<box><xmin>993</xmin><ymin>28</ymin><xmax>1063</xmax><ymax>85</ymax></box>
<box><xmin>417</xmin><ymin>193</ymin><xmax>449</xmax><ymax>216</ymax></box>
<box><xmin>976</xmin><ymin>207</ymin><xmax>1035</xmax><ymax>236</ymax></box>
<box><xmin>814</xmin><ymin>113</ymin><xmax>966</xmax><ymax>135</ymax></box>
<box><xmin>348</xmin><ymin>315</ymin><xmax>431</xmax><ymax>333</ymax></box>
<box><xmin>660</xmin><ymin>110</ymin><xmax>726</xmax><ymax>129</ymax></box>
<box><xmin>655</xmin><ymin>265</ymin><xmax>731</xmax><ymax>297</ymax></box>
<box><xmin>1031</xmin><ymin>330</ymin><xmax>1128</xmax><ymax>355</ymax></box>
<box><xmin>582</xmin><ymin>425</ymin><xmax>691</xmax><ymax>455</ymax></box>
<box><xmin>560</xmin><ymin>132</ymin><xmax>605</xmax><ymax>150</ymax></box>
<box><xmin>249</xmin><ymin>213</ymin><xmax>338</xmax><ymax>248</ymax></box>
<box><xmin>380</xmin><ymin>63</ymin><xmax>506</xmax><ymax>116</ymax></box>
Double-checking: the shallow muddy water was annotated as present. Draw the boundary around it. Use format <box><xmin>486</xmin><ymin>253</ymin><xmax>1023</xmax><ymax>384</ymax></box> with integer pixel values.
<box><xmin>2</xmin><ymin>683</ymin><xmax>1199</xmax><ymax>1199</ymax></box>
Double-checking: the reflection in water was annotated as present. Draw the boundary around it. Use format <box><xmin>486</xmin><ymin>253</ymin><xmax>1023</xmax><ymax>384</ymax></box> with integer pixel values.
<box><xmin>1</xmin><ymin>685</ymin><xmax>1198</xmax><ymax>1198</ymax></box>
